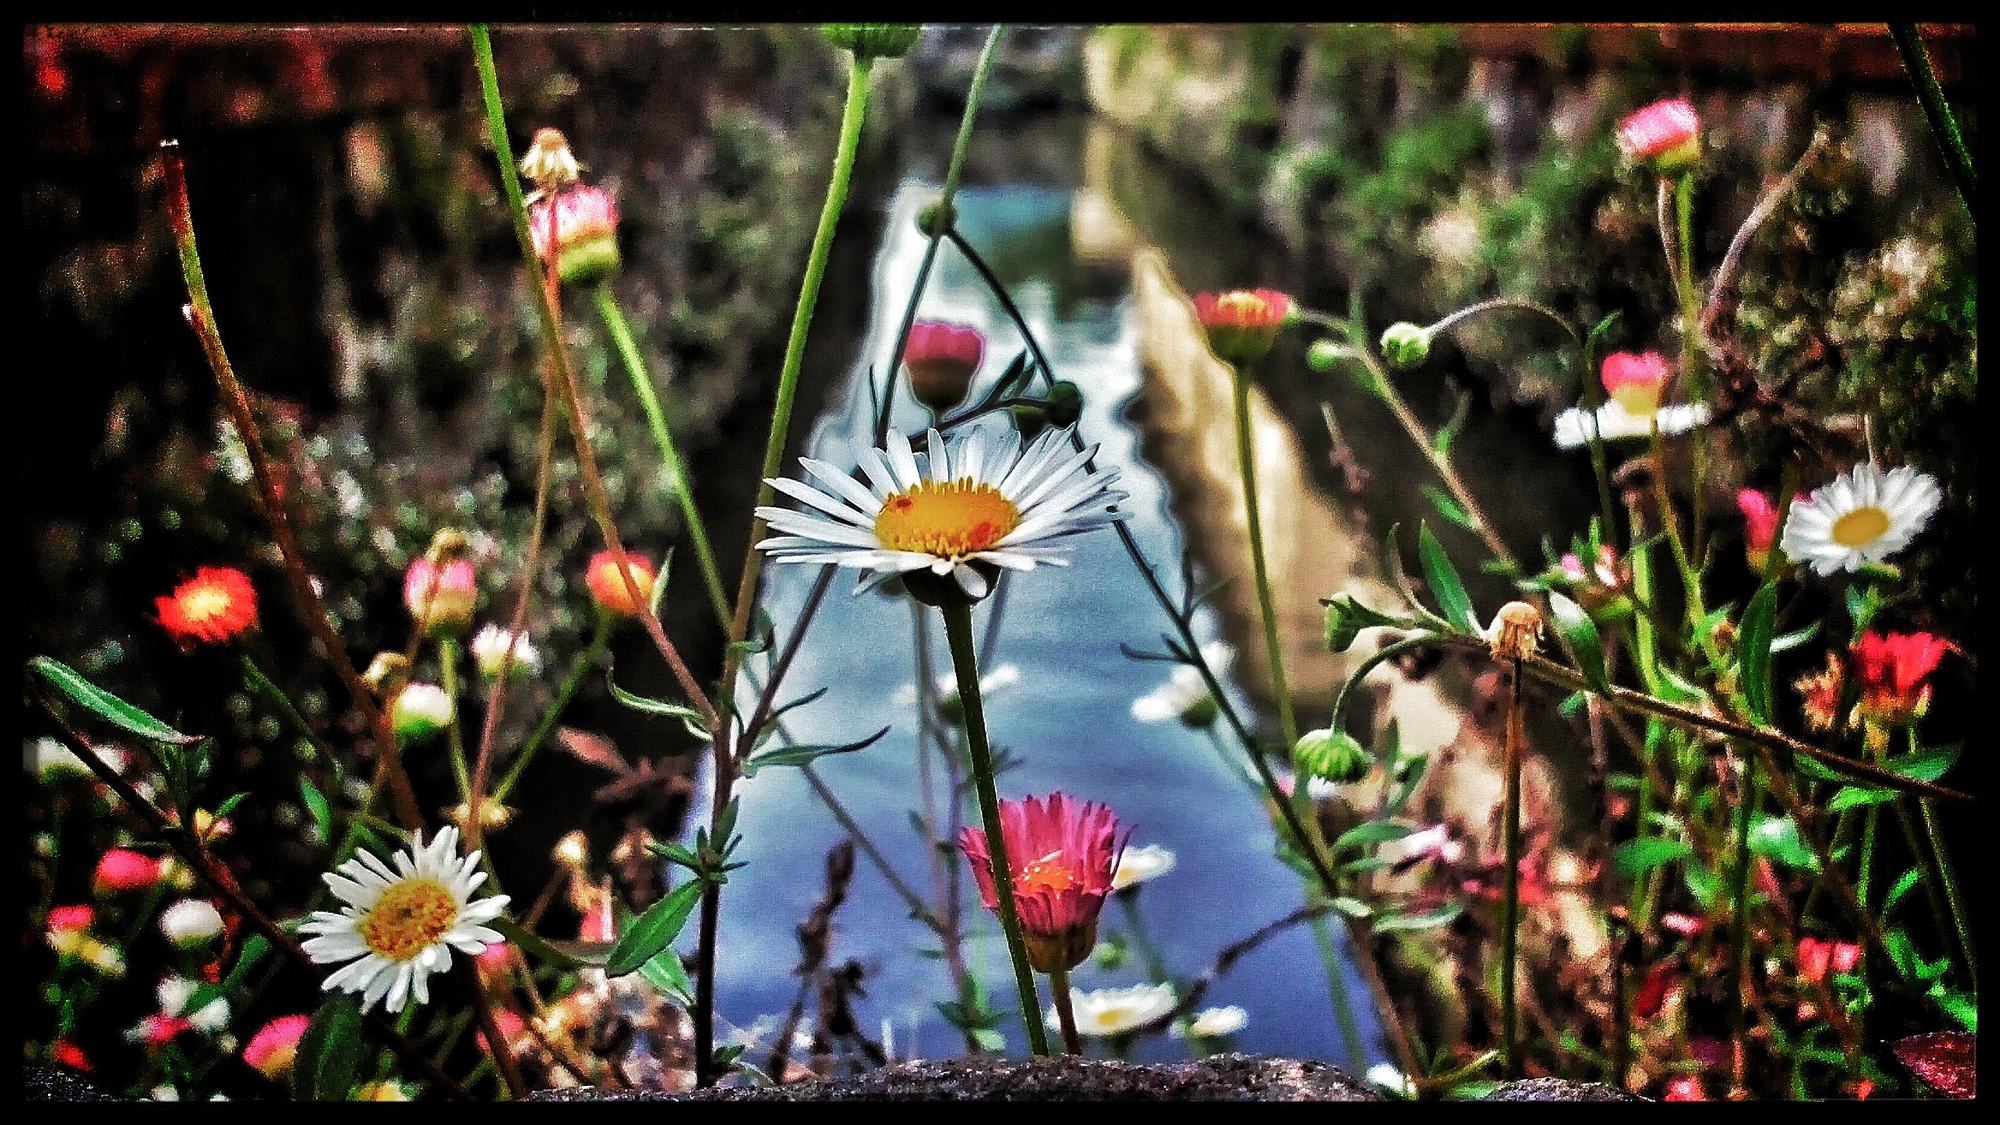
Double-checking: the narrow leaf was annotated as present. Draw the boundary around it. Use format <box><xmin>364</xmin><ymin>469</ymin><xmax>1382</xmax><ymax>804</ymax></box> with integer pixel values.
<box><xmin>1886</xmin><ymin>742</ymin><xmax>1960</xmax><ymax>783</ymax></box>
<box><xmin>1738</xmin><ymin>582</ymin><xmax>1779</xmax><ymax>724</ymax></box>
<box><xmin>1372</xmin><ymin>902</ymin><xmax>1464</xmax><ymax>933</ymax></box>
<box><xmin>299</xmin><ymin>776</ymin><xmax>332</xmax><ymax>845</ymax></box>
<box><xmin>28</xmin><ymin>656</ymin><xmax>202</xmax><ymax>744</ymax></box>
<box><xmin>294</xmin><ymin>994</ymin><xmax>365</xmax><ymax>1101</ymax></box>
<box><xmin>604</xmin><ymin>881</ymin><xmax>703</xmax><ymax>977</ymax></box>
<box><xmin>1883</xmin><ymin>867</ymin><xmax>1925</xmax><ymax>917</ymax></box>
<box><xmin>1416</xmin><ymin>522</ymin><xmax>1478</xmax><ymax>634</ymax></box>
<box><xmin>489</xmin><ymin>915</ymin><xmax>585</xmax><ymax>970</ymax></box>
<box><xmin>1333</xmin><ymin>821</ymin><xmax>1415</xmax><ymax>851</ymax></box>
<box><xmin>1546</xmin><ymin>591</ymin><xmax>1608</xmax><ymax>692</ymax></box>
<box><xmin>1826</xmin><ymin>785</ymin><xmax>1899</xmax><ymax>813</ymax></box>
<box><xmin>1422</xmin><ymin>485</ymin><xmax>1477</xmax><ymax>534</ymax></box>
<box><xmin>1613</xmin><ymin>837</ymin><xmax>1692</xmax><ymax>880</ymax></box>
<box><xmin>741</xmin><ymin>725</ymin><xmax>889</xmax><ymax>779</ymax></box>
<box><xmin>607</xmin><ymin>676</ymin><xmax>710</xmax><ymax>733</ymax></box>
<box><xmin>636</xmin><ymin>947</ymin><xmax>695</xmax><ymax>1006</ymax></box>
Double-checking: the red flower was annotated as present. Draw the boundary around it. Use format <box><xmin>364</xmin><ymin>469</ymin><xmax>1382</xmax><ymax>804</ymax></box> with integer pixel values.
<box><xmin>242</xmin><ymin>1014</ymin><xmax>310</xmax><ymax>1080</ymax></box>
<box><xmin>1663</xmin><ymin>1075</ymin><xmax>1707</xmax><ymax>1101</ymax></box>
<box><xmin>1599</xmin><ymin>351</ymin><xmax>1673</xmax><ymax>415</ymax></box>
<box><xmin>50</xmin><ymin>1039</ymin><xmax>91</xmax><ymax>1073</ymax></box>
<box><xmin>1192</xmin><ymin>289</ymin><xmax>1292</xmax><ymax>366</ymax></box>
<box><xmin>1738</xmin><ymin>489</ymin><xmax>1779</xmax><ymax>573</ymax></box>
<box><xmin>155</xmin><ymin>566</ymin><xmax>258</xmax><ymax>649</ymax></box>
<box><xmin>528</xmin><ymin>184</ymin><xmax>621</xmax><ymax>286</ymax></box>
<box><xmin>404</xmin><ymin>556</ymin><xmax>478</xmax><ymax>635</ymax></box>
<box><xmin>47</xmin><ymin>905</ymin><xmax>94</xmax><ymax>934</ymax></box>
<box><xmin>904</xmin><ymin>321</ymin><xmax>986</xmax><ymax>413</ymax></box>
<box><xmin>1617</xmin><ymin>97</ymin><xmax>1701</xmax><ymax>173</ymax></box>
<box><xmin>1796</xmin><ymin>935</ymin><xmax>1861</xmax><ymax>985</ymax></box>
<box><xmin>93</xmin><ymin>849</ymin><xmax>161</xmax><ymax>896</ymax></box>
<box><xmin>1634</xmin><ymin>963</ymin><xmax>1676</xmax><ymax>1019</ymax></box>
<box><xmin>1660</xmin><ymin>912</ymin><xmax>1705</xmax><ymax>939</ymax></box>
<box><xmin>130</xmin><ymin>1013</ymin><xmax>193</xmax><ymax>1051</ymax></box>
<box><xmin>1851</xmin><ymin>631</ymin><xmax>1950</xmax><ymax>728</ymax></box>
<box><xmin>584</xmin><ymin>550</ymin><xmax>657</xmax><ymax>618</ymax></box>
<box><xmin>959</xmin><ymin>792</ymin><xmax>1131</xmax><ymax>973</ymax></box>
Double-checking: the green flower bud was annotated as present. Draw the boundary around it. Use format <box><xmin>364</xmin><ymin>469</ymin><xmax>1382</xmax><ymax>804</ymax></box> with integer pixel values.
<box><xmin>1011</xmin><ymin>402</ymin><xmax>1050</xmax><ymax>443</ymax></box>
<box><xmin>1324</xmin><ymin>598</ymin><xmax>1363</xmax><ymax>654</ymax></box>
<box><xmin>1044</xmin><ymin>381</ymin><xmax>1084</xmax><ymax>428</ymax></box>
<box><xmin>918</xmin><ymin>197</ymin><xmax>957</xmax><ymax>238</ymax></box>
<box><xmin>821</xmin><ymin>23</ymin><xmax>924</xmax><ymax>60</ymax></box>
<box><xmin>1306</xmin><ymin>338</ymin><xmax>1344</xmax><ymax>374</ymax></box>
<box><xmin>1379</xmin><ymin>322</ymin><xmax>1433</xmax><ymax>369</ymax></box>
<box><xmin>1292</xmin><ymin>727</ymin><xmax>1372</xmax><ymax>785</ymax></box>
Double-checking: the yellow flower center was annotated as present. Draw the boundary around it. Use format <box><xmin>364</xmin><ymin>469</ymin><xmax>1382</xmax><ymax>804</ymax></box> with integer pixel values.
<box><xmin>1831</xmin><ymin>505</ymin><xmax>1891</xmax><ymax>548</ymax></box>
<box><xmin>1016</xmin><ymin>850</ymin><xmax>1083</xmax><ymax>897</ymax></box>
<box><xmin>1610</xmin><ymin>385</ymin><xmax>1663</xmax><ymax>415</ymax></box>
<box><xmin>358</xmin><ymin>879</ymin><xmax>458</xmax><ymax>962</ymax></box>
<box><xmin>873</xmin><ymin>478</ymin><xmax>1021</xmax><ymax>559</ymax></box>
<box><xmin>178</xmin><ymin>584</ymin><xmax>235</xmax><ymax>626</ymax></box>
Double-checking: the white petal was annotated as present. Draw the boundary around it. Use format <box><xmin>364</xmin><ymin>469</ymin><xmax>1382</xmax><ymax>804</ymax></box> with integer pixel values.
<box><xmin>885</xmin><ymin>429</ymin><xmax>922</xmax><ymax>488</ymax></box>
<box><xmin>800</xmin><ymin>459</ymin><xmax>886</xmax><ymax>516</ymax></box>
<box><xmin>770</xmin><ymin>476</ymin><xmax>875</xmax><ymax>528</ymax></box>
<box><xmin>952</xmin><ymin>564</ymin><xmax>990</xmax><ymax>599</ymax></box>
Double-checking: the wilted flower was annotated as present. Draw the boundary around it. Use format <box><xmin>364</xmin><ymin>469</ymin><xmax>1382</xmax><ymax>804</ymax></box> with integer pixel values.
<box><xmin>404</xmin><ymin>556</ymin><xmax>478</xmax><ymax>636</ymax></box>
<box><xmin>959</xmin><ymin>792</ymin><xmax>1131</xmax><ymax>973</ymax></box>
<box><xmin>1795</xmin><ymin>651</ymin><xmax>1846</xmax><ymax>734</ymax></box>
<box><xmin>1193</xmin><ymin>289</ymin><xmax>1292</xmax><ymax>366</ymax></box>
<box><xmin>1050</xmin><ymin>982</ymin><xmax>1177</xmax><ymax>1038</ymax></box>
<box><xmin>390</xmin><ymin>682</ymin><xmax>453</xmax><ymax>745</ymax></box>
<box><xmin>300</xmin><ymin>825</ymin><xmax>509</xmax><ymax>1014</ymax></box>
<box><xmin>1618</xmin><ymin>97</ymin><xmax>1702</xmax><ymax>175</ymax></box>
<box><xmin>155</xmin><ymin>566</ymin><xmax>258</xmax><ymax>649</ymax></box>
<box><xmin>1486</xmin><ymin>601</ymin><xmax>1542</xmax><ymax>661</ymax></box>
<box><xmin>1779</xmin><ymin>462</ymin><xmax>1940</xmax><ymax>576</ymax></box>
<box><xmin>585</xmin><ymin>550</ymin><xmax>658</xmax><ymax>618</ymax></box>
<box><xmin>159</xmin><ymin>899</ymin><xmax>224</xmax><ymax>949</ymax></box>
<box><xmin>1851</xmin><ymin>631</ymin><xmax>1949</xmax><ymax>729</ymax></box>
<box><xmin>756</xmin><ymin>424</ymin><xmax>1127</xmax><ymax>605</ymax></box>
<box><xmin>242</xmin><ymin>1015</ymin><xmax>310</xmax><ymax>1080</ymax></box>
<box><xmin>470</xmin><ymin>624</ymin><xmax>543</xmax><ymax>680</ymax></box>
<box><xmin>518</xmin><ymin>127</ymin><xmax>581</xmax><ymax>191</ymax></box>
<box><xmin>1110</xmin><ymin>843</ymin><xmax>1177</xmax><ymax>891</ymax></box>
<box><xmin>904</xmin><ymin>320</ymin><xmax>985</xmax><ymax>413</ymax></box>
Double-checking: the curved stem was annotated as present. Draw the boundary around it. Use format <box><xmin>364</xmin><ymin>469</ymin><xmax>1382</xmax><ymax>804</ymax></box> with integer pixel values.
<box><xmin>873</xmin><ymin>25</ymin><xmax>1007</xmax><ymax>444</ymax></box>
<box><xmin>1423</xmin><ymin>296</ymin><xmax>1580</xmax><ymax>348</ymax></box>
<box><xmin>942</xmin><ymin>600</ymin><xmax>1050</xmax><ymax>1057</ymax></box>
<box><xmin>594</xmin><ymin>283</ymin><xmax>731</xmax><ymax>630</ymax></box>
<box><xmin>1230</xmin><ymin>360</ymin><xmax>1299</xmax><ymax>752</ymax></box>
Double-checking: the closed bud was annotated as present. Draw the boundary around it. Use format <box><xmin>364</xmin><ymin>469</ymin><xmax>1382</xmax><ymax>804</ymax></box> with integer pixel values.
<box><xmin>821</xmin><ymin>23</ymin><xmax>924</xmax><ymax>60</ymax></box>
<box><xmin>1193</xmin><ymin>289</ymin><xmax>1292</xmax><ymax>366</ymax></box>
<box><xmin>518</xmin><ymin>128</ymin><xmax>580</xmax><ymax>192</ymax></box>
<box><xmin>1323</xmin><ymin>597</ymin><xmax>1363</xmax><ymax>653</ymax></box>
<box><xmin>1306</xmin><ymin>338</ymin><xmax>1345</xmax><ymax>374</ymax></box>
<box><xmin>1292</xmin><ymin>727</ymin><xmax>1372</xmax><ymax>785</ymax></box>
<box><xmin>917</xmin><ymin>197</ymin><xmax>956</xmax><ymax>238</ymax></box>
<box><xmin>905</xmin><ymin>321</ymin><xmax>985</xmax><ymax>413</ymax></box>
<box><xmin>1379</xmin><ymin>322</ymin><xmax>1432</xmax><ymax>369</ymax></box>
<box><xmin>362</xmin><ymin>651</ymin><xmax>410</xmax><ymax>697</ymax></box>
<box><xmin>391</xmin><ymin>683</ymin><xmax>453</xmax><ymax>745</ymax></box>
<box><xmin>1044</xmin><ymin>381</ymin><xmax>1084</xmax><ymax>427</ymax></box>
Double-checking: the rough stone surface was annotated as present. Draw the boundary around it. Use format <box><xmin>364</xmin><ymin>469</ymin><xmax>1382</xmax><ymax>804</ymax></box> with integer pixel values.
<box><xmin>23</xmin><ymin>1066</ymin><xmax>119</xmax><ymax>1102</ymax></box>
<box><xmin>1483</xmin><ymin>1077</ymin><xmax>1642</xmax><ymax>1101</ymax></box>
<box><xmin>525</xmin><ymin>1055</ymin><xmax>1384</xmax><ymax>1102</ymax></box>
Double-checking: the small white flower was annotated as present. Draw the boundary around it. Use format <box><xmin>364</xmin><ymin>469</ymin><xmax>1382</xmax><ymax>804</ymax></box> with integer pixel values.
<box><xmin>894</xmin><ymin>664</ymin><xmax>1022</xmax><ymax>710</ymax></box>
<box><xmin>1110</xmin><ymin>844</ymin><xmax>1178</xmax><ymax>891</ymax></box>
<box><xmin>1304</xmin><ymin>776</ymin><xmax>1338</xmax><ymax>802</ymax></box>
<box><xmin>159</xmin><ymin>899</ymin><xmax>224</xmax><ymax>948</ymax></box>
<box><xmin>1049</xmin><ymin>982</ymin><xmax>1178</xmax><ymax>1038</ymax></box>
<box><xmin>756</xmin><ymin>424</ymin><xmax>1129</xmax><ymax>601</ymax></box>
<box><xmin>1779</xmin><ymin>461</ymin><xmax>1941</xmax><ymax>576</ymax></box>
<box><xmin>1171</xmin><ymin>1005</ymin><xmax>1248</xmax><ymax>1039</ymax></box>
<box><xmin>157</xmin><ymin>974</ymin><xmax>231</xmax><ymax>1032</ymax></box>
<box><xmin>1367</xmin><ymin>1063</ymin><xmax>1416</xmax><ymax>1097</ymax></box>
<box><xmin>1131</xmin><ymin>644</ymin><xmax>1231</xmax><ymax>726</ymax></box>
<box><xmin>469</xmin><ymin>624</ymin><xmax>543</xmax><ymax>680</ymax></box>
<box><xmin>300</xmin><ymin>825</ymin><xmax>510</xmax><ymax>1014</ymax></box>
<box><xmin>151</xmin><ymin>1085</ymin><xmax>181</xmax><ymax>1102</ymax></box>
<box><xmin>391</xmin><ymin>682</ymin><xmax>454</xmax><ymax>744</ymax></box>
<box><xmin>1553</xmin><ymin>400</ymin><xmax>1709</xmax><ymax>449</ymax></box>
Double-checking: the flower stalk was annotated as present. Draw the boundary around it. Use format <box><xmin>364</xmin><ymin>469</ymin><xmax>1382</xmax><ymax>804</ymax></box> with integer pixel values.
<box><xmin>1229</xmin><ymin>359</ymin><xmax>1301</xmax><ymax>753</ymax></box>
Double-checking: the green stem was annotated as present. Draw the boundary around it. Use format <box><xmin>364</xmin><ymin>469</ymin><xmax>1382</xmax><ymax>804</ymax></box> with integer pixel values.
<box><xmin>1309</xmin><ymin>912</ymin><xmax>1367</xmax><ymax>1071</ymax></box>
<box><xmin>1918</xmin><ymin>794</ymin><xmax>1977</xmax><ymax>990</ymax></box>
<box><xmin>439</xmin><ymin>636</ymin><xmax>471</xmax><ymax>802</ymax></box>
<box><xmin>1049</xmin><ymin>964</ymin><xmax>1083</xmax><ymax>1056</ymax></box>
<box><xmin>1672</xmin><ymin>171</ymin><xmax>1710</xmax><ymax>562</ymax></box>
<box><xmin>593</xmin><ymin>283</ymin><xmax>731</xmax><ymax>630</ymax></box>
<box><xmin>1888</xmin><ymin>24</ymin><xmax>1976</xmax><ymax>217</ymax></box>
<box><xmin>1499</xmin><ymin>655</ymin><xmax>1524</xmax><ymax>1078</ymax></box>
<box><xmin>490</xmin><ymin>616</ymin><xmax>611</xmax><ymax>805</ymax></box>
<box><xmin>1229</xmin><ymin>360</ymin><xmax>1299</xmax><ymax>752</ymax></box>
<box><xmin>1727</xmin><ymin>751</ymin><xmax>1758</xmax><ymax>1075</ymax></box>
<box><xmin>874</xmin><ymin>25</ymin><xmax>1005</xmax><ymax>444</ymax></box>
<box><xmin>941</xmin><ymin>599</ymin><xmax>1050</xmax><ymax>1057</ymax></box>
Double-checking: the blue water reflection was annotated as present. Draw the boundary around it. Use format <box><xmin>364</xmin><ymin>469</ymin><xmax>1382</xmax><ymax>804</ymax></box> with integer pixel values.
<box><xmin>707</xmin><ymin>180</ymin><xmax>1384</xmax><ymax>1070</ymax></box>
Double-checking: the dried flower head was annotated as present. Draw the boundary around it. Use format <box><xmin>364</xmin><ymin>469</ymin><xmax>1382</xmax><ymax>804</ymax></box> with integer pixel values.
<box><xmin>518</xmin><ymin>127</ymin><xmax>580</xmax><ymax>192</ymax></box>
<box><xmin>1486</xmin><ymin>601</ymin><xmax>1543</xmax><ymax>661</ymax></box>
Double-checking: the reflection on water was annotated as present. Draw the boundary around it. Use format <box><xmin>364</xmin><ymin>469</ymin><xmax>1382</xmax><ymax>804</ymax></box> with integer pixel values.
<box><xmin>703</xmin><ymin>131</ymin><xmax>1385</xmax><ymax>1068</ymax></box>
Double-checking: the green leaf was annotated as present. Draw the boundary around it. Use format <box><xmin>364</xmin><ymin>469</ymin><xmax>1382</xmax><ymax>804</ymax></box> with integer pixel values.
<box><xmin>607</xmin><ymin>676</ymin><xmax>711</xmax><ymax>737</ymax></box>
<box><xmin>1372</xmin><ymin>902</ymin><xmax>1464</xmax><ymax>933</ymax></box>
<box><xmin>1934</xmin><ymin>987</ymin><xmax>1978</xmax><ymax>1032</ymax></box>
<box><xmin>27</xmin><ymin>656</ymin><xmax>203</xmax><ymax>745</ymax></box>
<box><xmin>1331</xmin><ymin>896</ymin><xmax>1373</xmax><ymax>919</ymax></box>
<box><xmin>741</xmin><ymin>725</ymin><xmax>889</xmax><ymax>779</ymax></box>
<box><xmin>711</xmin><ymin>1043</ymin><xmax>746</xmax><ymax>1073</ymax></box>
<box><xmin>1657</xmin><ymin>665</ymin><xmax>1707</xmax><ymax>705</ymax></box>
<box><xmin>1748</xmin><ymin>814</ymin><xmax>1818</xmax><ymax>872</ymax></box>
<box><xmin>224</xmin><ymin>935</ymin><xmax>271</xmax><ymax>991</ymax></box>
<box><xmin>1769</xmin><ymin>620</ymin><xmax>1821</xmax><ymax>655</ymax></box>
<box><xmin>1584</xmin><ymin>311</ymin><xmax>1622</xmax><ymax>371</ymax></box>
<box><xmin>1432</xmin><ymin>392</ymin><xmax>1471</xmax><ymax>460</ymax></box>
<box><xmin>646</xmin><ymin>840</ymin><xmax>700</xmax><ymax>871</ymax></box>
<box><xmin>1416</xmin><ymin>522</ymin><xmax>1478</xmax><ymax>634</ymax></box>
<box><xmin>604</xmin><ymin>881</ymin><xmax>703</xmax><ymax>977</ymax></box>
<box><xmin>1546</xmin><ymin>591</ymin><xmax>1608</xmax><ymax>692</ymax></box>
<box><xmin>1826</xmin><ymin>785</ymin><xmax>1899</xmax><ymax>813</ymax></box>
<box><xmin>213</xmin><ymin>790</ymin><xmax>250</xmax><ymax>819</ymax></box>
<box><xmin>299</xmin><ymin>777</ymin><xmax>332</xmax><ymax>845</ymax></box>
<box><xmin>294</xmin><ymin>993</ymin><xmax>365</xmax><ymax>1101</ymax></box>
<box><xmin>1737</xmin><ymin>582</ymin><xmax>1779</xmax><ymax>725</ymax></box>
<box><xmin>1421</xmin><ymin>485</ymin><xmax>1478</xmax><ymax>534</ymax></box>
<box><xmin>1684</xmin><ymin>861</ymin><xmax>1719</xmax><ymax>910</ymax></box>
<box><xmin>1883</xmin><ymin>867</ymin><xmax>1925</xmax><ymax>917</ymax></box>
<box><xmin>1613</xmin><ymin>837</ymin><xmax>1692</xmax><ymax>880</ymax></box>
<box><xmin>1886</xmin><ymin>742</ymin><xmax>1960</xmax><ymax>783</ymax></box>
<box><xmin>636</xmin><ymin>947</ymin><xmax>695</xmax><ymax>1007</ymax></box>
<box><xmin>1333</xmin><ymin>821</ymin><xmax>1415</xmax><ymax>851</ymax></box>
<box><xmin>489</xmin><ymin>915</ymin><xmax>586</xmax><ymax>970</ymax></box>
<box><xmin>1794</xmin><ymin>754</ymin><xmax>1846</xmax><ymax>783</ymax></box>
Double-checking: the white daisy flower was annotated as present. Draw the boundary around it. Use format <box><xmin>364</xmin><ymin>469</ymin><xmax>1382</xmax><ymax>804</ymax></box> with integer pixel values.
<box><xmin>1048</xmin><ymin>982</ymin><xmax>1178</xmax><ymax>1037</ymax></box>
<box><xmin>1131</xmin><ymin>643</ymin><xmax>1232</xmax><ymax>727</ymax></box>
<box><xmin>1553</xmin><ymin>399</ymin><xmax>1709</xmax><ymax>449</ymax></box>
<box><xmin>158</xmin><ymin>898</ymin><xmax>224</xmax><ymax>948</ymax></box>
<box><xmin>755</xmin><ymin>424</ymin><xmax>1129</xmax><ymax>601</ymax></box>
<box><xmin>1171</xmin><ymin>1004</ymin><xmax>1249</xmax><ymax>1039</ymax></box>
<box><xmin>1779</xmin><ymin>461</ymin><xmax>1941</xmax><ymax>576</ymax></box>
<box><xmin>300</xmin><ymin>826</ymin><xmax>510</xmax><ymax>1014</ymax></box>
<box><xmin>1110</xmin><ymin>843</ymin><xmax>1178</xmax><ymax>891</ymax></box>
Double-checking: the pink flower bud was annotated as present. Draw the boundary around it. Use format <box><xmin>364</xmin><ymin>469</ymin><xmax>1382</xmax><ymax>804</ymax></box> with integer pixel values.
<box><xmin>904</xmin><ymin>321</ymin><xmax>985</xmax><ymax>413</ymax></box>
<box><xmin>1193</xmin><ymin>289</ymin><xmax>1292</xmax><ymax>366</ymax></box>
<box><xmin>242</xmin><ymin>1015</ymin><xmax>311</xmax><ymax>1080</ymax></box>
<box><xmin>528</xmin><ymin>184</ymin><xmax>621</xmax><ymax>286</ymax></box>
<box><xmin>1738</xmin><ymin>489</ymin><xmax>1779</xmax><ymax>573</ymax></box>
<box><xmin>403</xmin><ymin>557</ymin><xmax>478</xmax><ymax>636</ymax></box>
<box><xmin>1618</xmin><ymin>97</ymin><xmax>1701</xmax><ymax>175</ymax></box>
<box><xmin>94</xmin><ymin>849</ymin><xmax>162</xmax><ymax>896</ymax></box>
<box><xmin>1599</xmin><ymin>351</ymin><xmax>1673</xmax><ymax>415</ymax></box>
